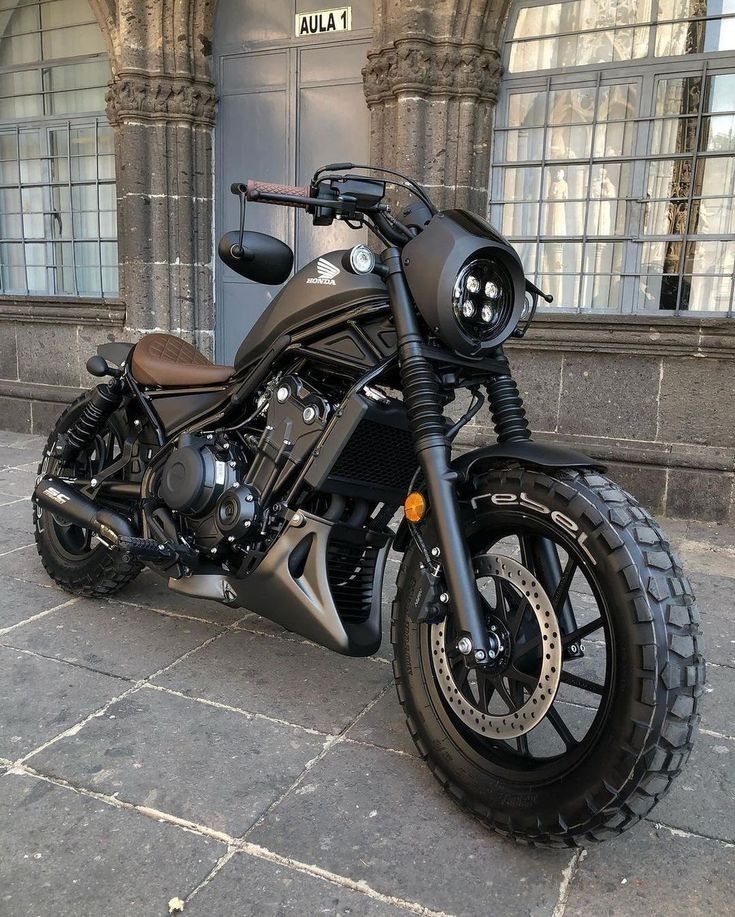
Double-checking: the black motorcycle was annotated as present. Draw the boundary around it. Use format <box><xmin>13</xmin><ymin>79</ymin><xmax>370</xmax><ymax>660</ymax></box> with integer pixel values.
<box><xmin>32</xmin><ymin>164</ymin><xmax>703</xmax><ymax>845</ymax></box>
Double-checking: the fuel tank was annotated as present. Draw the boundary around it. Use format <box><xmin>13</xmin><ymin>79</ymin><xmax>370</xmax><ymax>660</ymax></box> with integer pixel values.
<box><xmin>234</xmin><ymin>250</ymin><xmax>387</xmax><ymax>370</ymax></box>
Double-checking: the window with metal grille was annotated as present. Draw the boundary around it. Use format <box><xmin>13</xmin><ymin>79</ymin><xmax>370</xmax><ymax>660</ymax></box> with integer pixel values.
<box><xmin>0</xmin><ymin>0</ymin><xmax>117</xmax><ymax>298</ymax></box>
<box><xmin>491</xmin><ymin>1</ymin><xmax>735</xmax><ymax>315</ymax></box>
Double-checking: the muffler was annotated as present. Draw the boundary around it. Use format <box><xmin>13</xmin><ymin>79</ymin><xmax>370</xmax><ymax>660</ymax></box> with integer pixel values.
<box><xmin>33</xmin><ymin>475</ymin><xmax>135</xmax><ymax>546</ymax></box>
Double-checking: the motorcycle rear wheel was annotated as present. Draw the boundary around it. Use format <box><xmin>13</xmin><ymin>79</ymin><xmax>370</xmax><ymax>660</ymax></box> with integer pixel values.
<box><xmin>392</xmin><ymin>466</ymin><xmax>704</xmax><ymax>845</ymax></box>
<box><xmin>33</xmin><ymin>394</ymin><xmax>142</xmax><ymax>597</ymax></box>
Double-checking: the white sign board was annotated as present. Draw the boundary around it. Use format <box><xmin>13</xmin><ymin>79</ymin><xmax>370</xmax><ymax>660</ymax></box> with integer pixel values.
<box><xmin>296</xmin><ymin>7</ymin><xmax>352</xmax><ymax>36</ymax></box>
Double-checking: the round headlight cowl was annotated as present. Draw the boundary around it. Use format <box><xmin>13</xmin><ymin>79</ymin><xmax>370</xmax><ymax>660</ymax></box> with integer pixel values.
<box><xmin>452</xmin><ymin>259</ymin><xmax>514</xmax><ymax>345</ymax></box>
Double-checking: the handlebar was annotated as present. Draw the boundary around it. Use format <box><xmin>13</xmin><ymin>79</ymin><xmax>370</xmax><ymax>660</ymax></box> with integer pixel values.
<box><xmin>235</xmin><ymin>180</ymin><xmax>313</xmax><ymax>207</ymax></box>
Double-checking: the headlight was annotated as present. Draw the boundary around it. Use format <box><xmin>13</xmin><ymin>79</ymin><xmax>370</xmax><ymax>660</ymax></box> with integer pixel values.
<box><xmin>452</xmin><ymin>260</ymin><xmax>514</xmax><ymax>344</ymax></box>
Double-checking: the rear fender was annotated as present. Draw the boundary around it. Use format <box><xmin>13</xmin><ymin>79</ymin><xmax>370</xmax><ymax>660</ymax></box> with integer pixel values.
<box><xmin>391</xmin><ymin>440</ymin><xmax>603</xmax><ymax>553</ymax></box>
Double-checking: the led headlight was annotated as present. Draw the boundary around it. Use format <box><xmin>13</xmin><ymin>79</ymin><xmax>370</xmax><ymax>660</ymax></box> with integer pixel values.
<box><xmin>452</xmin><ymin>259</ymin><xmax>514</xmax><ymax>344</ymax></box>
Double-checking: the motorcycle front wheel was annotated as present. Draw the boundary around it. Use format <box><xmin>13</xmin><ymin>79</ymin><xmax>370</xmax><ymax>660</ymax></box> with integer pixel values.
<box><xmin>392</xmin><ymin>466</ymin><xmax>704</xmax><ymax>846</ymax></box>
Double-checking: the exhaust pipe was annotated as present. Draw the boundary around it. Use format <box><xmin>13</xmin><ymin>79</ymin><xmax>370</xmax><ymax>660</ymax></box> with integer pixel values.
<box><xmin>34</xmin><ymin>475</ymin><xmax>136</xmax><ymax>546</ymax></box>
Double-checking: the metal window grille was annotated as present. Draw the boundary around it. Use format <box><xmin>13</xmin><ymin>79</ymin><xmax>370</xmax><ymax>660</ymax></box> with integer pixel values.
<box><xmin>491</xmin><ymin>0</ymin><xmax>735</xmax><ymax>316</ymax></box>
<box><xmin>0</xmin><ymin>0</ymin><xmax>117</xmax><ymax>299</ymax></box>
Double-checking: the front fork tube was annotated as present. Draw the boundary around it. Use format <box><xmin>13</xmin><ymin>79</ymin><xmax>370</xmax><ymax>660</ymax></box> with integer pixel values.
<box><xmin>383</xmin><ymin>248</ymin><xmax>496</xmax><ymax>662</ymax></box>
<box><xmin>522</xmin><ymin>536</ymin><xmax>579</xmax><ymax>647</ymax></box>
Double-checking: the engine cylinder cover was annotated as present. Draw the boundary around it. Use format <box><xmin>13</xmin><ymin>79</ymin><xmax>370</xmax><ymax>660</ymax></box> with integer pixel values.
<box><xmin>158</xmin><ymin>434</ymin><xmax>236</xmax><ymax>515</ymax></box>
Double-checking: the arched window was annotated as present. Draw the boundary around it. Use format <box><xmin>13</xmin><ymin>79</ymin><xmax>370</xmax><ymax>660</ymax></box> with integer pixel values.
<box><xmin>491</xmin><ymin>1</ymin><xmax>735</xmax><ymax>314</ymax></box>
<box><xmin>0</xmin><ymin>0</ymin><xmax>116</xmax><ymax>298</ymax></box>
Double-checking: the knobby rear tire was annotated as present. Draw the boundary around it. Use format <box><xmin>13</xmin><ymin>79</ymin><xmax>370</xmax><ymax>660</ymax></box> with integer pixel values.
<box><xmin>391</xmin><ymin>466</ymin><xmax>704</xmax><ymax>846</ymax></box>
<box><xmin>33</xmin><ymin>393</ymin><xmax>142</xmax><ymax>597</ymax></box>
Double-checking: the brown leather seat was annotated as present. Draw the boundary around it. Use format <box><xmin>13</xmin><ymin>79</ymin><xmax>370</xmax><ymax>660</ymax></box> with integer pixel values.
<box><xmin>131</xmin><ymin>333</ymin><xmax>233</xmax><ymax>387</ymax></box>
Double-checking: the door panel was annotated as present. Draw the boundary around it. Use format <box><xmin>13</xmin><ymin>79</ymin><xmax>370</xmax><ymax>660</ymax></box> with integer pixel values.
<box><xmin>215</xmin><ymin>1</ymin><xmax>372</xmax><ymax>363</ymax></box>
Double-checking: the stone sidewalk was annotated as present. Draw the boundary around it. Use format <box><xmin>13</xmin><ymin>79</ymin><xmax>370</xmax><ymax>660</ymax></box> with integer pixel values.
<box><xmin>0</xmin><ymin>430</ymin><xmax>732</xmax><ymax>917</ymax></box>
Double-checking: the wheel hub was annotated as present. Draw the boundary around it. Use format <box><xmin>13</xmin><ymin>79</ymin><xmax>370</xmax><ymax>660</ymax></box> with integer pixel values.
<box><xmin>430</xmin><ymin>554</ymin><xmax>563</xmax><ymax>739</ymax></box>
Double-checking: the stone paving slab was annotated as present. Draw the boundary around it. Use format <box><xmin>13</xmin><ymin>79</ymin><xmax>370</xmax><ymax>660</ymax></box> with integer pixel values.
<box><xmin>153</xmin><ymin>627</ymin><xmax>393</xmax><ymax>735</ymax></box>
<box><xmin>28</xmin><ymin>685</ymin><xmax>327</xmax><ymax>837</ymax></box>
<box><xmin>565</xmin><ymin>825</ymin><xmax>734</xmax><ymax>917</ymax></box>
<box><xmin>184</xmin><ymin>850</ymin><xmax>410</xmax><ymax>916</ymax></box>
<box><xmin>0</xmin><ymin>466</ymin><xmax>36</xmax><ymax>499</ymax></box>
<box><xmin>0</xmin><ymin>644</ymin><xmax>125</xmax><ymax>760</ymax></box>
<box><xmin>0</xmin><ymin>500</ymin><xmax>35</xmax><ymax>551</ymax></box>
<box><xmin>0</xmin><ymin>445</ymin><xmax>41</xmax><ymax>469</ymax></box>
<box><xmin>5</xmin><ymin>597</ymin><xmax>222</xmax><ymax>680</ymax></box>
<box><xmin>698</xmin><ymin>661</ymin><xmax>735</xmax><ymax>739</ymax></box>
<box><xmin>688</xmin><ymin>572</ymin><xmax>735</xmax><ymax>667</ymax></box>
<box><xmin>651</xmin><ymin>731</ymin><xmax>734</xmax><ymax>843</ymax></box>
<box><xmin>344</xmin><ymin>688</ymin><xmax>419</xmax><ymax>758</ymax></box>
<box><xmin>250</xmin><ymin>740</ymin><xmax>571</xmax><ymax>917</ymax></box>
<box><xmin>0</xmin><ymin>432</ymin><xmax>46</xmax><ymax>451</ymax></box>
<box><xmin>0</xmin><ymin>771</ymin><xmax>223</xmax><ymax>917</ymax></box>
<box><xmin>0</xmin><ymin>574</ymin><xmax>68</xmax><ymax>631</ymax></box>
<box><xmin>0</xmin><ymin>543</ymin><xmax>48</xmax><ymax>582</ymax></box>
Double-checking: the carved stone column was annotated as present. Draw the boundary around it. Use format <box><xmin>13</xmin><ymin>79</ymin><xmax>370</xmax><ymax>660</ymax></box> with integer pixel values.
<box><xmin>364</xmin><ymin>2</ymin><xmax>505</xmax><ymax>213</ymax></box>
<box><xmin>105</xmin><ymin>0</ymin><xmax>217</xmax><ymax>357</ymax></box>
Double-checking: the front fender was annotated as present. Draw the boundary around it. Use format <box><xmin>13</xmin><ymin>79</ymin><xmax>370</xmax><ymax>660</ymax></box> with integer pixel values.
<box><xmin>453</xmin><ymin>440</ymin><xmax>603</xmax><ymax>483</ymax></box>
<box><xmin>391</xmin><ymin>440</ymin><xmax>604</xmax><ymax>553</ymax></box>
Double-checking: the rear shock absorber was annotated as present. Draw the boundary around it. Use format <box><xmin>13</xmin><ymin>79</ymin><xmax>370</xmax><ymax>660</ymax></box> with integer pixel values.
<box><xmin>486</xmin><ymin>355</ymin><xmax>531</xmax><ymax>443</ymax></box>
<box><xmin>59</xmin><ymin>377</ymin><xmax>125</xmax><ymax>463</ymax></box>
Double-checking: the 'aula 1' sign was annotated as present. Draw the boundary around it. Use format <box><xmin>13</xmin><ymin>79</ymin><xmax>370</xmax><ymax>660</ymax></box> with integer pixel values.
<box><xmin>296</xmin><ymin>6</ymin><xmax>352</xmax><ymax>35</ymax></box>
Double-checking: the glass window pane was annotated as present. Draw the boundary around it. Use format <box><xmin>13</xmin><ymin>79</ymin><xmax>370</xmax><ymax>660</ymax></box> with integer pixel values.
<box><xmin>686</xmin><ymin>239</ymin><xmax>735</xmax><ymax>273</ymax></box>
<box><xmin>580</xmin><ymin>272</ymin><xmax>625</xmax><ymax>311</ymax></box>
<box><xmin>547</xmin><ymin>123</ymin><xmax>592</xmax><ymax>159</ymax></box>
<box><xmin>703</xmin><ymin>115</ymin><xmax>735</xmax><ymax>151</ymax></box>
<box><xmin>497</xmin><ymin>128</ymin><xmax>545</xmax><ymax>162</ymax></box>
<box><xmin>0</xmin><ymin>4</ymin><xmax>39</xmax><ymax>36</ymax></box>
<box><xmin>98</xmin><ymin>183</ymin><xmax>116</xmax><ymax>210</ymax></box>
<box><xmin>650</xmin><ymin>116</ymin><xmax>698</xmax><ymax>154</ymax></box>
<box><xmin>548</xmin><ymin>88</ymin><xmax>596</xmax><ymax>124</ymax></box>
<box><xmin>41</xmin><ymin>0</ymin><xmax>99</xmax><ymax>30</ymax></box>
<box><xmin>682</xmin><ymin>274</ymin><xmax>733</xmax><ymax>311</ymax></box>
<box><xmin>0</xmin><ymin>93</ymin><xmax>42</xmax><ymax>118</ymax></box>
<box><xmin>709</xmin><ymin>73</ymin><xmax>735</xmax><ymax>113</ymax></box>
<box><xmin>42</xmin><ymin>23</ymin><xmax>105</xmax><ymax>59</ymax></box>
<box><xmin>495</xmin><ymin>166</ymin><xmax>542</xmax><ymax>201</ymax></box>
<box><xmin>0</xmin><ymin>32</ymin><xmax>41</xmax><ymax>67</ymax></box>
<box><xmin>98</xmin><ymin>210</ymin><xmax>116</xmax><ymax>237</ymax></box>
<box><xmin>543</xmin><ymin>163</ymin><xmax>588</xmax><ymax>199</ymax></box>
<box><xmin>539</xmin><ymin>241</ymin><xmax>583</xmax><ymax>272</ymax></box>
<box><xmin>507</xmin><ymin>92</ymin><xmax>547</xmax><ymax>128</ymax></box>
<box><xmin>0</xmin><ymin>159</ymin><xmax>19</xmax><ymax>185</ymax></box>
<box><xmin>500</xmin><ymin>202</ymin><xmax>539</xmax><ymax>237</ymax></box>
<box><xmin>537</xmin><ymin>272</ymin><xmax>580</xmax><ymax>308</ymax></box>
<box><xmin>596</xmin><ymin>82</ymin><xmax>639</xmax><ymax>121</ymax></box>
<box><xmin>697</xmin><ymin>155</ymin><xmax>735</xmax><ymax>197</ymax></box>
<box><xmin>690</xmin><ymin>196</ymin><xmax>735</xmax><ymax>233</ymax></box>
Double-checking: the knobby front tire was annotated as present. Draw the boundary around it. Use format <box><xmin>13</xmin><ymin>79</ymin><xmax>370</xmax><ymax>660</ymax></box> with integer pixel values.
<box><xmin>391</xmin><ymin>467</ymin><xmax>704</xmax><ymax>846</ymax></box>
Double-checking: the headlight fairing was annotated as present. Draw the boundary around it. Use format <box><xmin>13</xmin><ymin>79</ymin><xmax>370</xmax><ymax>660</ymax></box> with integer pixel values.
<box><xmin>401</xmin><ymin>210</ymin><xmax>527</xmax><ymax>356</ymax></box>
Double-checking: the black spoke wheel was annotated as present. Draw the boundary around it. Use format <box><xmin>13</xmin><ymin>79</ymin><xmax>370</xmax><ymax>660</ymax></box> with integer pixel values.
<box><xmin>428</xmin><ymin>537</ymin><xmax>612</xmax><ymax>783</ymax></box>
<box><xmin>34</xmin><ymin>394</ymin><xmax>142</xmax><ymax>596</ymax></box>
<box><xmin>392</xmin><ymin>466</ymin><xmax>703</xmax><ymax>845</ymax></box>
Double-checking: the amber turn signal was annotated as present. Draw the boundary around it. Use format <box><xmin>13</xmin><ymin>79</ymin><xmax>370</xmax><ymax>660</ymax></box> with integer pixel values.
<box><xmin>404</xmin><ymin>491</ymin><xmax>427</xmax><ymax>523</ymax></box>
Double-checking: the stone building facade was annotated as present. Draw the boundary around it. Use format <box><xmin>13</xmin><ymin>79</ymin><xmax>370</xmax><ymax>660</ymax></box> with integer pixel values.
<box><xmin>1</xmin><ymin>0</ymin><xmax>734</xmax><ymax>520</ymax></box>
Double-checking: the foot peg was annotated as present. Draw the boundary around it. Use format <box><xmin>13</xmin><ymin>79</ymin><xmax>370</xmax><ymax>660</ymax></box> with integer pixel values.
<box><xmin>117</xmin><ymin>536</ymin><xmax>197</xmax><ymax>570</ymax></box>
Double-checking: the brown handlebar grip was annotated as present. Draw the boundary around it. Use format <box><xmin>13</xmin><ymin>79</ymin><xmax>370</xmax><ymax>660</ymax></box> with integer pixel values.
<box><xmin>245</xmin><ymin>179</ymin><xmax>311</xmax><ymax>204</ymax></box>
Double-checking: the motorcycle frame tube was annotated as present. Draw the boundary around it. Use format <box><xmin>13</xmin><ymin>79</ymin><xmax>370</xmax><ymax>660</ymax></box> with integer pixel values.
<box><xmin>383</xmin><ymin>247</ymin><xmax>493</xmax><ymax>660</ymax></box>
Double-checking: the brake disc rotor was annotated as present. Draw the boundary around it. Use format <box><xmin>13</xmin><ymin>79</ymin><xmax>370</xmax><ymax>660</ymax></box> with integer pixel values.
<box><xmin>430</xmin><ymin>554</ymin><xmax>563</xmax><ymax>739</ymax></box>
